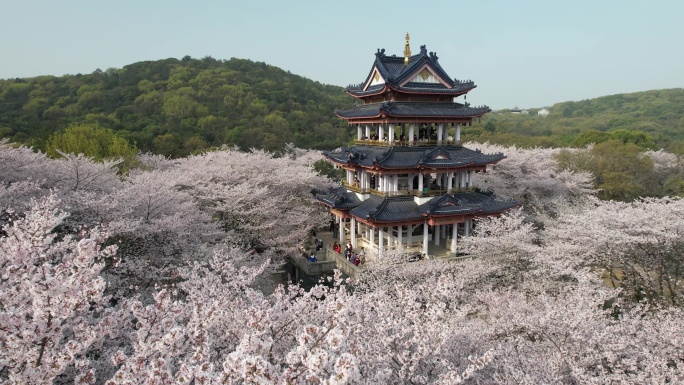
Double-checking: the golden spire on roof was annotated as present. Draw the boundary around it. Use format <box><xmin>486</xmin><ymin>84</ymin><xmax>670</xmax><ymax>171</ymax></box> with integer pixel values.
<box><xmin>404</xmin><ymin>32</ymin><xmax>411</xmax><ymax>66</ymax></box>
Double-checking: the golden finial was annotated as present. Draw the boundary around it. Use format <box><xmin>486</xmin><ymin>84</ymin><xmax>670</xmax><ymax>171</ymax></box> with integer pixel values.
<box><xmin>404</xmin><ymin>32</ymin><xmax>411</xmax><ymax>65</ymax></box>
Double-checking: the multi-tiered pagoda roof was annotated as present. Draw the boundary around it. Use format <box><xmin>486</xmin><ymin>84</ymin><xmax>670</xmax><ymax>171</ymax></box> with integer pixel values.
<box><xmin>312</xmin><ymin>34</ymin><xmax>516</xmax><ymax>259</ymax></box>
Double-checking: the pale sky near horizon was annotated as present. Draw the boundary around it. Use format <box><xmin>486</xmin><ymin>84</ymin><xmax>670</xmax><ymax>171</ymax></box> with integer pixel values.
<box><xmin>1</xmin><ymin>0</ymin><xmax>682</xmax><ymax>109</ymax></box>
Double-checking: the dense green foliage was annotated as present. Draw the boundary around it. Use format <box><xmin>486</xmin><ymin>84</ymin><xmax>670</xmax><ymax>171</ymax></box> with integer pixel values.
<box><xmin>468</xmin><ymin>89</ymin><xmax>684</xmax><ymax>154</ymax></box>
<box><xmin>46</xmin><ymin>123</ymin><xmax>137</xmax><ymax>158</ymax></box>
<box><xmin>555</xmin><ymin>141</ymin><xmax>662</xmax><ymax>201</ymax></box>
<box><xmin>0</xmin><ymin>56</ymin><xmax>353</xmax><ymax>157</ymax></box>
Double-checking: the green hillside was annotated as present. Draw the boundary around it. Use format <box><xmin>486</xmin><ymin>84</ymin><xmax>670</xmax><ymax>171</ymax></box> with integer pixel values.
<box><xmin>0</xmin><ymin>56</ymin><xmax>353</xmax><ymax>157</ymax></box>
<box><xmin>1</xmin><ymin>56</ymin><xmax>682</xmax><ymax>156</ymax></box>
<box><xmin>469</xmin><ymin>89</ymin><xmax>684</xmax><ymax>153</ymax></box>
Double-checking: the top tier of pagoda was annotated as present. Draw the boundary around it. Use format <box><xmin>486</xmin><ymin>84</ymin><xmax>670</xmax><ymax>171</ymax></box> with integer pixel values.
<box><xmin>336</xmin><ymin>33</ymin><xmax>490</xmax><ymax>128</ymax></box>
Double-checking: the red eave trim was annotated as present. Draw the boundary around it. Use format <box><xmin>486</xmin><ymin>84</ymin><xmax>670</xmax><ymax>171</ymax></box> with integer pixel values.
<box><xmin>346</xmin><ymin>84</ymin><xmax>389</xmax><ymax>99</ymax></box>
<box><xmin>387</xmin><ymin>84</ymin><xmax>474</xmax><ymax>97</ymax></box>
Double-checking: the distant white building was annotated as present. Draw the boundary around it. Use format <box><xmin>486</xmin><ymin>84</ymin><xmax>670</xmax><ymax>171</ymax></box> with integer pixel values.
<box><xmin>538</xmin><ymin>108</ymin><xmax>550</xmax><ymax>117</ymax></box>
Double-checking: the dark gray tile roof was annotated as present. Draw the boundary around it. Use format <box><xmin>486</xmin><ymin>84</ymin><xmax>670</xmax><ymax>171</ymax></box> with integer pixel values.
<box><xmin>322</xmin><ymin>145</ymin><xmax>505</xmax><ymax>170</ymax></box>
<box><xmin>349</xmin><ymin>195</ymin><xmax>424</xmax><ymax>222</ymax></box>
<box><xmin>346</xmin><ymin>45</ymin><xmax>477</xmax><ymax>96</ymax></box>
<box><xmin>336</xmin><ymin>102</ymin><xmax>490</xmax><ymax>120</ymax></box>
<box><xmin>336</xmin><ymin>191</ymin><xmax>518</xmax><ymax>223</ymax></box>
<box><xmin>418</xmin><ymin>192</ymin><xmax>518</xmax><ymax>216</ymax></box>
<box><xmin>311</xmin><ymin>187</ymin><xmax>361</xmax><ymax>210</ymax></box>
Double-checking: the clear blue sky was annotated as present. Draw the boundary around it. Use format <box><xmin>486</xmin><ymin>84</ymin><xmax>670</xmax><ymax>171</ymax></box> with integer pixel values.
<box><xmin>1</xmin><ymin>0</ymin><xmax>682</xmax><ymax>109</ymax></box>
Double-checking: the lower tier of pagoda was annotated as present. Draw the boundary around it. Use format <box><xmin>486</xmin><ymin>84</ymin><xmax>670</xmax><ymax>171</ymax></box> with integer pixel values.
<box><xmin>312</xmin><ymin>187</ymin><xmax>518</xmax><ymax>258</ymax></box>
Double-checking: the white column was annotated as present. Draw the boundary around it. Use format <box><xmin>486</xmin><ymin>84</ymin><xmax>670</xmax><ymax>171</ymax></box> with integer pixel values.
<box><xmin>357</xmin><ymin>124</ymin><xmax>362</xmax><ymax>140</ymax></box>
<box><xmin>451</xmin><ymin>224</ymin><xmax>458</xmax><ymax>255</ymax></box>
<box><xmin>409</xmin><ymin>123</ymin><xmax>415</xmax><ymax>142</ymax></box>
<box><xmin>461</xmin><ymin>172</ymin><xmax>466</xmax><ymax>189</ymax></box>
<box><xmin>339</xmin><ymin>218</ymin><xmax>345</xmax><ymax>243</ymax></box>
<box><xmin>418</xmin><ymin>173</ymin><xmax>424</xmax><ymax>192</ymax></box>
<box><xmin>434</xmin><ymin>224</ymin><xmax>440</xmax><ymax>245</ymax></box>
<box><xmin>465</xmin><ymin>219</ymin><xmax>471</xmax><ymax>237</ymax></box>
<box><xmin>379</xmin><ymin>124</ymin><xmax>384</xmax><ymax>140</ymax></box>
<box><xmin>468</xmin><ymin>171</ymin><xmax>472</xmax><ymax>187</ymax></box>
<box><xmin>365</xmin><ymin>124</ymin><xmax>370</xmax><ymax>139</ymax></box>
<box><xmin>393</xmin><ymin>175</ymin><xmax>398</xmax><ymax>192</ymax></box>
<box><xmin>437</xmin><ymin>123</ymin><xmax>444</xmax><ymax>141</ymax></box>
<box><xmin>407</xmin><ymin>225</ymin><xmax>413</xmax><ymax>247</ymax></box>
<box><xmin>379</xmin><ymin>227</ymin><xmax>384</xmax><ymax>258</ymax></box>
<box><xmin>351</xmin><ymin>218</ymin><xmax>357</xmax><ymax>248</ymax></box>
<box><xmin>448</xmin><ymin>172</ymin><xmax>454</xmax><ymax>190</ymax></box>
<box><xmin>370</xmin><ymin>228</ymin><xmax>375</xmax><ymax>249</ymax></box>
<box><xmin>456</xmin><ymin>123</ymin><xmax>461</xmax><ymax>142</ymax></box>
<box><xmin>398</xmin><ymin>225</ymin><xmax>403</xmax><ymax>252</ymax></box>
<box><xmin>422</xmin><ymin>222</ymin><xmax>429</xmax><ymax>255</ymax></box>
<box><xmin>388</xmin><ymin>124</ymin><xmax>395</xmax><ymax>142</ymax></box>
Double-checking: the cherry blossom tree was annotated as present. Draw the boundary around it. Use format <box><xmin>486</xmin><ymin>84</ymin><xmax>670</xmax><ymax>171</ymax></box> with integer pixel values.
<box><xmin>106</xmin><ymin>258</ymin><xmax>493</xmax><ymax>385</ymax></box>
<box><xmin>4</xmin><ymin>139</ymin><xmax>684</xmax><ymax>384</ymax></box>
<box><xmin>173</xmin><ymin>148</ymin><xmax>334</xmax><ymax>254</ymax></box>
<box><xmin>544</xmin><ymin>196</ymin><xmax>684</xmax><ymax>305</ymax></box>
<box><xmin>0</xmin><ymin>194</ymin><xmax>121</xmax><ymax>385</ymax></box>
<box><xmin>469</xmin><ymin>142</ymin><xmax>595</xmax><ymax>220</ymax></box>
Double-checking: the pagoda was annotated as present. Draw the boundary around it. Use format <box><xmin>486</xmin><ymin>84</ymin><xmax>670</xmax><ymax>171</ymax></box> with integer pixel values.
<box><xmin>313</xmin><ymin>34</ymin><xmax>517</xmax><ymax>259</ymax></box>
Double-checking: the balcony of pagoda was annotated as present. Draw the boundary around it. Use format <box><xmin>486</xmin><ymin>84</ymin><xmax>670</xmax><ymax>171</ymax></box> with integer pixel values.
<box><xmin>342</xmin><ymin>181</ymin><xmax>370</xmax><ymax>194</ymax></box>
<box><xmin>354</xmin><ymin>139</ymin><xmax>462</xmax><ymax>147</ymax></box>
<box><xmin>343</xmin><ymin>181</ymin><xmax>476</xmax><ymax>198</ymax></box>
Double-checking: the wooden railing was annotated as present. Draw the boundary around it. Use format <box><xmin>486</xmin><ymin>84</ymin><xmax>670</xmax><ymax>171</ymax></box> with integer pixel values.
<box><xmin>354</xmin><ymin>139</ymin><xmax>462</xmax><ymax>147</ymax></box>
<box><xmin>342</xmin><ymin>181</ymin><xmax>370</xmax><ymax>194</ymax></box>
<box><xmin>360</xmin><ymin>186</ymin><xmax>476</xmax><ymax>197</ymax></box>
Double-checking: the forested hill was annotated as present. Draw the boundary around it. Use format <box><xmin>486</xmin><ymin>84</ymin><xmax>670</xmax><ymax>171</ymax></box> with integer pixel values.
<box><xmin>1</xmin><ymin>57</ymin><xmax>682</xmax><ymax>156</ymax></box>
<box><xmin>471</xmin><ymin>88</ymin><xmax>684</xmax><ymax>153</ymax></box>
<box><xmin>0</xmin><ymin>56</ymin><xmax>353</xmax><ymax>157</ymax></box>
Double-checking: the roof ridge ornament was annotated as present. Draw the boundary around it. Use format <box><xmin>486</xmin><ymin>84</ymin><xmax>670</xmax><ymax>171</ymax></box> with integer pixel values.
<box><xmin>404</xmin><ymin>32</ymin><xmax>411</xmax><ymax>66</ymax></box>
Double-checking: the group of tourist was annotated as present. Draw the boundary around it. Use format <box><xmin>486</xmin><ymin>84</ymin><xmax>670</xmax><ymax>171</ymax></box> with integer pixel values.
<box><xmin>333</xmin><ymin>241</ymin><xmax>365</xmax><ymax>266</ymax></box>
